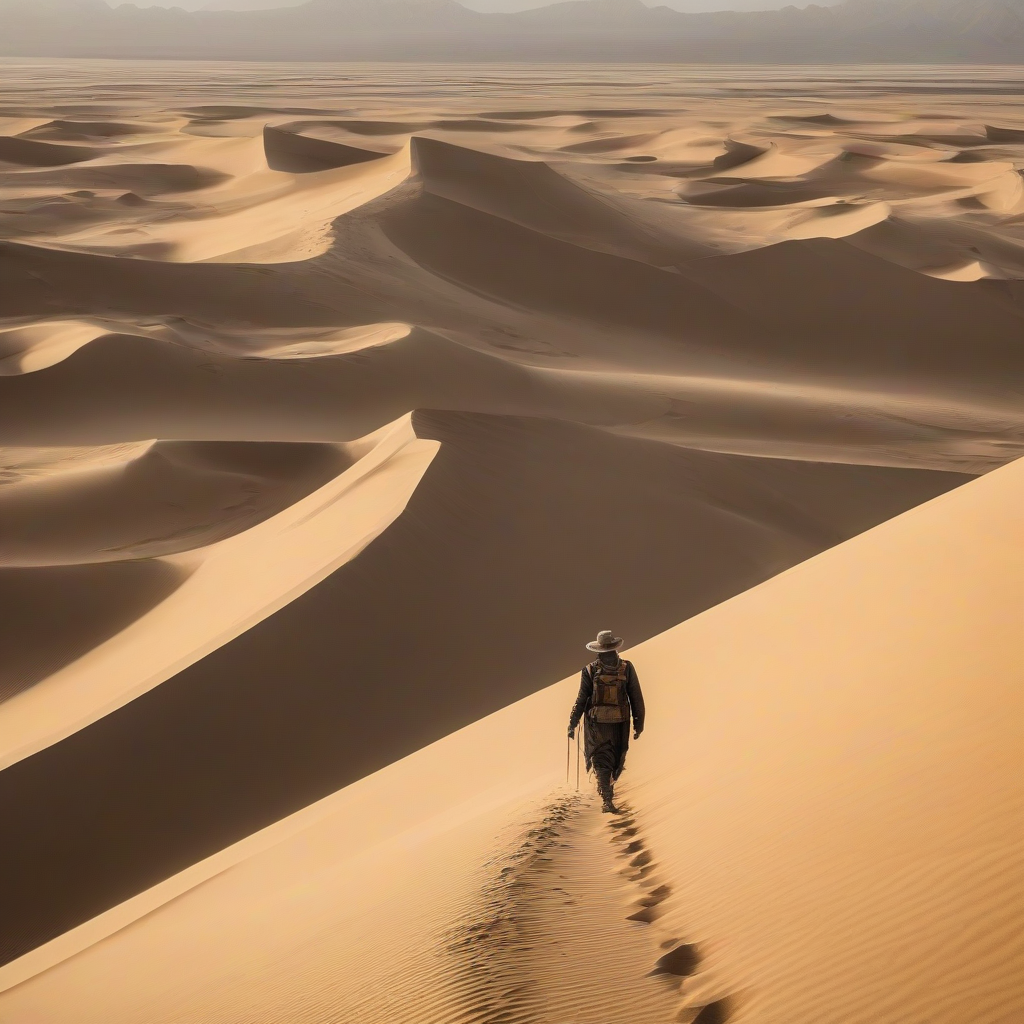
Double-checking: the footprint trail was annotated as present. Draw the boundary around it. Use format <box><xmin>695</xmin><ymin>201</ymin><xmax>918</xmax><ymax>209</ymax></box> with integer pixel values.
<box><xmin>447</xmin><ymin>792</ymin><xmax>728</xmax><ymax>1024</ymax></box>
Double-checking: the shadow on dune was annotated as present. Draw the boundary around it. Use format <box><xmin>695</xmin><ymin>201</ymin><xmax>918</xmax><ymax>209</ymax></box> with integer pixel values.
<box><xmin>3</xmin><ymin>164</ymin><xmax>1023</xmax><ymax>396</ymax></box>
<box><xmin>375</xmin><ymin>184</ymin><xmax>1024</xmax><ymax>391</ymax></box>
<box><xmin>2</xmin><ymin>163</ymin><xmax>230</xmax><ymax>196</ymax></box>
<box><xmin>410</xmin><ymin>135</ymin><xmax>708</xmax><ymax>265</ymax></box>
<box><xmin>19</xmin><ymin>120</ymin><xmax>150</xmax><ymax>141</ymax></box>
<box><xmin>0</xmin><ymin>559</ymin><xmax>189</xmax><ymax>705</ymax></box>
<box><xmin>0</xmin><ymin>440</ymin><xmax>352</xmax><ymax>566</ymax></box>
<box><xmin>0</xmin><ymin>410</ymin><xmax>969</xmax><ymax>966</ymax></box>
<box><xmin>0</xmin><ymin>327</ymin><xmax>533</xmax><ymax>444</ymax></box>
<box><xmin>263</xmin><ymin>125</ymin><xmax>390</xmax><ymax>173</ymax></box>
<box><xmin>0</xmin><ymin>136</ymin><xmax>97</xmax><ymax>167</ymax></box>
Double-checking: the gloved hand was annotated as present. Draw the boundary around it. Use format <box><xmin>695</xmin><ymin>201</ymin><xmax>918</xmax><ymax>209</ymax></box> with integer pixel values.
<box><xmin>567</xmin><ymin>725</ymin><xmax>575</xmax><ymax>739</ymax></box>
<box><xmin>633</xmin><ymin>728</ymin><xmax>642</xmax><ymax>740</ymax></box>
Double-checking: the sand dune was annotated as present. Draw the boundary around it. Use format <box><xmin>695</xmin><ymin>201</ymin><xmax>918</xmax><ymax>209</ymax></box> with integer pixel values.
<box><xmin>0</xmin><ymin>303</ymin><xmax>1013</xmax><ymax>473</ymax></box>
<box><xmin>263</xmin><ymin>123</ymin><xmax>393</xmax><ymax>172</ymax></box>
<box><xmin>0</xmin><ymin>437</ymin><xmax>350</xmax><ymax>565</ymax></box>
<box><xmin>0</xmin><ymin>62</ymin><xmax>1021</xmax><ymax>1013</ymax></box>
<box><xmin>372</xmin><ymin>192</ymin><xmax>1021</xmax><ymax>393</ymax></box>
<box><xmin>1</xmin><ymin>449</ymin><xmax>1018</xmax><ymax>1024</ymax></box>
<box><xmin>0</xmin><ymin>319</ymin><xmax>108</xmax><ymax>374</ymax></box>
<box><xmin>412</xmin><ymin>135</ymin><xmax>710</xmax><ymax>264</ymax></box>
<box><xmin>0</xmin><ymin>134</ymin><xmax>96</xmax><ymax>166</ymax></box>
<box><xmin>0</xmin><ymin>559</ymin><xmax>189</xmax><ymax>706</ymax></box>
<box><xmin>0</xmin><ymin>408</ymin><xmax>969</xmax><ymax>962</ymax></box>
<box><xmin>0</xmin><ymin>161</ymin><xmax>230</xmax><ymax>195</ymax></box>
<box><xmin>0</xmin><ymin>414</ymin><xmax>436</xmax><ymax>769</ymax></box>
<box><xmin>20</xmin><ymin>120</ymin><xmax>152</xmax><ymax>141</ymax></box>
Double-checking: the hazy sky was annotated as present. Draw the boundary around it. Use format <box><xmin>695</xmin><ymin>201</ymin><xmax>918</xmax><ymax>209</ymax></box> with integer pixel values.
<box><xmin>104</xmin><ymin>0</ymin><xmax>844</xmax><ymax>12</ymax></box>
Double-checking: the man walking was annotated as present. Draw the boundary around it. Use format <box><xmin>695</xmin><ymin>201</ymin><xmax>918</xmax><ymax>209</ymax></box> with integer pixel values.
<box><xmin>568</xmin><ymin>630</ymin><xmax>645</xmax><ymax>813</ymax></box>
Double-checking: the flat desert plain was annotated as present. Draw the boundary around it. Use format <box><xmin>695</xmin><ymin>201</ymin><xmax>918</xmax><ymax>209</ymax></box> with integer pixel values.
<box><xmin>0</xmin><ymin>62</ymin><xmax>1021</xmax><ymax>1023</ymax></box>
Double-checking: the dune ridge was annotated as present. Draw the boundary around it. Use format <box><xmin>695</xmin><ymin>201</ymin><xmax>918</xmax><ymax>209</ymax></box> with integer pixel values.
<box><xmin>0</xmin><ymin>414</ymin><xmax>437</xmax><ymax>767</ymax></box>
<box><xmin>0</xmin><ymin>320</ymin><xmax>109</xmax><ymax>375</ymax></box>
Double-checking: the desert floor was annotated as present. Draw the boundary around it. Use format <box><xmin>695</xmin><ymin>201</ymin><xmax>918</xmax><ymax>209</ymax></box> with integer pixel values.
<box><xmin>0</xmin><ymin>61</ymin><xmax>1021</xmax><ymax>1023</ymax></box>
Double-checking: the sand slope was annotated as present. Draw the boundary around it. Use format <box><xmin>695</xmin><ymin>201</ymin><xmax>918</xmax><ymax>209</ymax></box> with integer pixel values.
<box><xmin>1</xmin><ymin>451</ymin><xmax>1018</xmax><ymax>1024</ymax></box>
<box><xmin>0</xmin><ymin>415</ymin><xmax>437</xmax><ymax>766</ymax></box>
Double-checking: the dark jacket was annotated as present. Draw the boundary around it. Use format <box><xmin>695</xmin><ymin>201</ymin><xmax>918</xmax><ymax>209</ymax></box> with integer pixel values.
<box><xmin>568</xmin><ymin>656</ymin><xmax>645</xmax><ymax>778</ymax></box>
<box><xmin>569</xmin><ymin>657</ymin><xmax>645</xmax><ymax>735</ymax></box>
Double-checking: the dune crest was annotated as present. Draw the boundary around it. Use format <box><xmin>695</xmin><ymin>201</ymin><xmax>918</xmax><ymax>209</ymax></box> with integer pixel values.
<box><xmin>0</xmin><ymin>415</ymin><xmax>437</xmax><ymax>770</ymax></box>
<box><xmin>254</xmin><ymin>321</ymin><xmax>413</xmax><ymax>358</ymax></box>
<box><xmin>0</xmin><ymin>438</ymin><xmax>353</xmax><ymax>567</ymax></box>
<box><xmin>0</xmin><ymin>320</ymin><xmax>110</xmax><ymax>375</ymax></box>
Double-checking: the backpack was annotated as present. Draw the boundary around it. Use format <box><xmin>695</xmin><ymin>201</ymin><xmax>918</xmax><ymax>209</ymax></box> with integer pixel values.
<box><xmin>588</xmin><ymin>659</ymin><xmax>629</xmax><ymax>724</ymax></box>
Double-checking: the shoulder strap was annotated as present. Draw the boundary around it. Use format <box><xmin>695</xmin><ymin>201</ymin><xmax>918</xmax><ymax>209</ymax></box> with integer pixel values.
<box><xmin>593</xmin><ymin>658</ymin><xmax>627</xmax><ymax>677</ymax></box>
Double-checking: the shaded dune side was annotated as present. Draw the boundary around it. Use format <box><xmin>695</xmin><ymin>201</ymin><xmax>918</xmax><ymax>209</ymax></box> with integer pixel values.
<box><xmin>0</xmin><ymin>314</ymin><xmax>1015</xmax><ymax>474</ymax></box>
<box><xmin>0</xmin><ymin>240</ymin><xmax>370</xmax><ymax>340</ymax></box>
<box><xmin>1</xmin><ymin>163</ymin><xmax>230</xmax><ymax>196</ymax></box>
<box><xmin>19</xmin><ymin>120</ymin><xmax>152</xmax><ymax>141</ymax></box>
<box><xmin>0</xmin><ymin>320</ymin><xmax>108</xmax><ymax>375</ymax></box>
<box><xmin>304</xmin><ymin>118</ymin><xmax>431</xmax><ymax>136</ymax></box>
<box><xmin>262</xmin><ymin>124</ymin><xmax>390</xmax><ymax>173</ymax></box>
<box><xmin>847</xmin><ymin>215</ymin><xmax>1024</xmax><ymax>282</ymax></box>
<box><xmin>0</xmin><ymin>560</ymin><xmax>189</xmax><ymax>704</ymax></box>
<box><xmin>0</xmin><ymin>135</ymin><xmax>97</xmax><ymax>166</ymax></box>
<box><xmin>372</xmin><ymin>184</ymin><xmax>1024</xmax><ymax>390</ymax></box>
<box><xmin>410</xmin><ymin>135</ymin><xmax>712</xmax><ymax>264</ymax></box>
<box><xmin>0</xmin><ymin>440</ymin><xmax>351</xmax><ymax>566</ymax></box>
<box><xmin>0</xmin><ymin>135</ymin><xmax>412</xmax><ymax>262</ymax></box>
<box><xmin>0</xmin><ymin>410</ymin><xmax>968</xmax><ymax>966</ymax></box>
<box><xmin>0</xmin><ymin>415</ymin><xmax>436</xmax><ymax>768</ymax></box>
<box><xmin>0</xmin><ymin>326</ymin><xmax>539</xmax><ymax>444</ymax></box>
<box><xmin>3</xmin><ymin>213</ymin><xmax>1023</xmax><ymax>400</ymax></box>
<box><xmin>0</xmin><ymin>437</ymin><xmax>355</xmax><ymax>696</ymax></box>
<box><xmin>0</xmin><ymin>317</ymin><xmax>1007</xmax><ymax>482</ymax></box>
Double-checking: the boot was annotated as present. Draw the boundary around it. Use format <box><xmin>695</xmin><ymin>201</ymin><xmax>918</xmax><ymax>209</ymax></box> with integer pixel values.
<box><xmin>597</xmin><ymin>770</ymin><xmax>618</xmax><ymax>814</ymax></box>
<box><xmin>603</xmin><ymin>784</ymin><xmax>618</xmax><ymax>815</ymax></box>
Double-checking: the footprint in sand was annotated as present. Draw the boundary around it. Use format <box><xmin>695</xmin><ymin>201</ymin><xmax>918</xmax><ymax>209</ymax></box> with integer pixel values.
<box><xmin>446</xmin><ymin>794</ymin><xmax>734</xmax><ymax>1024</ymax></box>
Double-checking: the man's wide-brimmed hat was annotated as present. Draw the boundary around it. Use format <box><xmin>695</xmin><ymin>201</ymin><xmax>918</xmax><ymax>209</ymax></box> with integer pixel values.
<box><xmin>586</xmin><ymin>629</ymin><xmax>623</xmax><ymax>653</ymax></box>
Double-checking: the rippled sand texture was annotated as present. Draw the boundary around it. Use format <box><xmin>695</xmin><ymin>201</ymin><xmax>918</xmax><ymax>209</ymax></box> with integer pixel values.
<box><xmin>0</xmin><ymin>61</ymin><xmax>1021</xmax><ymax>1021</ymax></box>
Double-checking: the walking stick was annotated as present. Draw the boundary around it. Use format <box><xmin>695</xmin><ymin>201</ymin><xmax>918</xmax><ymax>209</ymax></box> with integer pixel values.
<box><xmin>576</xmin><ymin>726</ymin><xmax>581</xmax><ymax>791</ymax></box>
<box><xmin>566</xmin><ymin>732</ymin><xmax>570</xmax><ymax>787</ymax></box>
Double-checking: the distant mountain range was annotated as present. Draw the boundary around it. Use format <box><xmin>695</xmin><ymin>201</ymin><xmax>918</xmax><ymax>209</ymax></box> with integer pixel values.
<box><xmin>112</xmin><ymin>0</ymin><xmax>841</xmax><ymax>14</ymax></box>
<box><xmin>0</xmin><ymin>0</ymin><xmax>1022</xmax><ymax>62</ymax></box>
